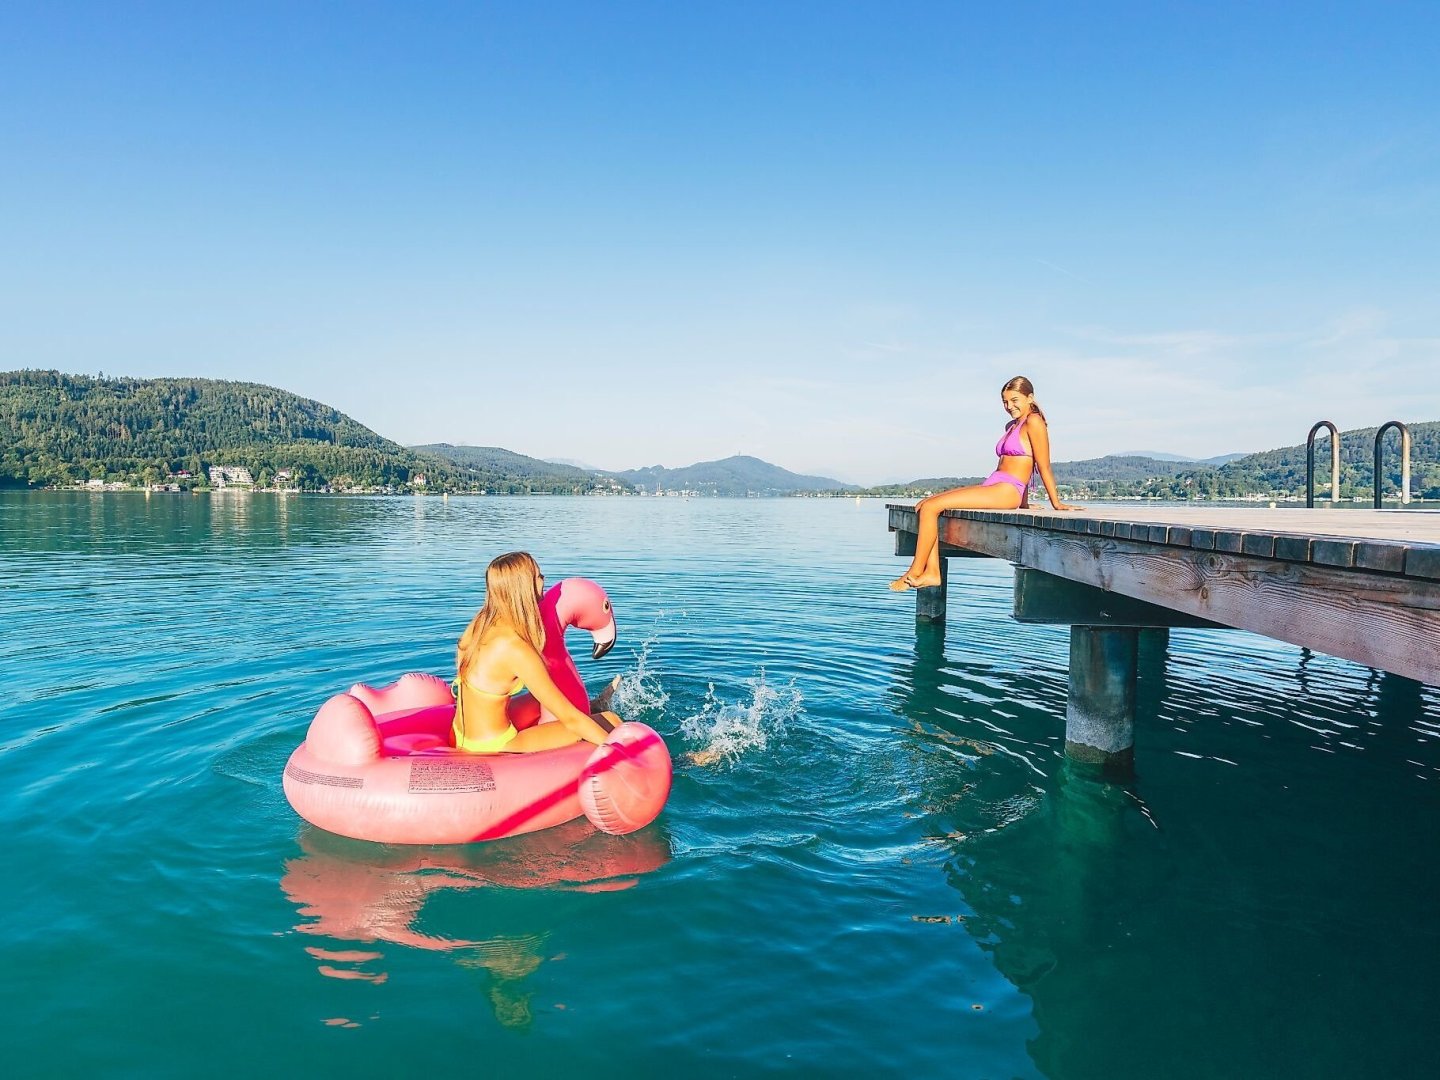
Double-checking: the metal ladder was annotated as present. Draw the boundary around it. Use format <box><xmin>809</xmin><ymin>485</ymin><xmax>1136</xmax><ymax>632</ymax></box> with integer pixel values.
<box><xmin>1305</xmin><ymin>421</ymin><xmax>1340</xmax><ymax>507</ymax></box>
<box><xmin>1304</xmin><ymin>420</ymin><xmax>1411</xmax><ymax>507</ymax></box>
<box><xmin>1373</xmin><ymin>421</ymin><xmax>1411</xmax><ymax>508</ymax></box>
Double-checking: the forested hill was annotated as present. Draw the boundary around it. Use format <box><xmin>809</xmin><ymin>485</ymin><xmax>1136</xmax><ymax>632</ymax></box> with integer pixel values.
<box><xmin>1188</xmin><ymin>421</ymin><xmax>1440</xmax><ymax>501</ymax></box>
<box><xmin>1065</xmin><ymin>423</ymin><xmax>1439</xmax><ymax>500</ymax></box>
<box><xmin>0</xmin><ymin>370</ymin><xmax>428</xmax><ymax>489</ymax></box>
<box><xmin>0</xmin><ymin>370</ymin><xmax>462</xmax><ymax>491</ymax></box>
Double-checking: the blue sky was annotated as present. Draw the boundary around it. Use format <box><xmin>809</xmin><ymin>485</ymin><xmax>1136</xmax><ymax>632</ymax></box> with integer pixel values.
<box><xmin>2</xmin><ymin>2</ymin><xmax>1436</xmax><ymax>484</ymax></box>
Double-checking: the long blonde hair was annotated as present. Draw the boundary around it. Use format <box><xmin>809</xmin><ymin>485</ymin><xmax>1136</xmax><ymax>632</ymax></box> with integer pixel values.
<box><xmin>1003</xmin><ymin>375</ymin><xmax>1047</xmax><ymax>424</ymax></box>
<box><xmin>456</xmin><ymin>551</ymin><xmax>546</xmax><ymax>680</ymax></box>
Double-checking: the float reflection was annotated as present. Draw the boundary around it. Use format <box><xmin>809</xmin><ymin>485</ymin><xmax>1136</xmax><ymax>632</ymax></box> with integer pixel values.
<box><xmin>281</xmin><ymin>819</ymin><xmax>672</xmax><ymax>1026</ymax></box>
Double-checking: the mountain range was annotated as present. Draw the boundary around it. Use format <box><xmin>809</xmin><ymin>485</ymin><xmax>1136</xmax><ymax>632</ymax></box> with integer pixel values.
<box><xmin>1</xmin><ymin>370</ymin><xmax>1435</xmax><ymax>499</ymax></box>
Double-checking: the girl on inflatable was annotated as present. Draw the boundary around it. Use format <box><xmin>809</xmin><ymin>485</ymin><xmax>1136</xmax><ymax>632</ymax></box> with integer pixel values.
<box><xmin>454</xmin><ymin>551</ymin><xmax>620</xmax><ymax>753</ymax></box>
<box><xmin>890</xmin><ymin>375</ymin><xmax>1082</xmax><ymax>592</ymax></box>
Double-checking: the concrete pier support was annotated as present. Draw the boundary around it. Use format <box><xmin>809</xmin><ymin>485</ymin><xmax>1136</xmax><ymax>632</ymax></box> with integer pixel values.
<box><xmin>1066</xmin><ymin>626</ymin><xmax>1138</xmax><ymax>776</ymax></box>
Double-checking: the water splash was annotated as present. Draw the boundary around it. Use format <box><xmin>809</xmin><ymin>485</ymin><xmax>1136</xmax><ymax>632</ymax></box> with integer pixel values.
<box><xmin>613</xmin><ymin>632</ymin><xmax>670</xmax><ymax>718</ymax></box>
<box><xmin>679</xmin><ymin>669</ymin><xmax>803</xmax><ymax>765</ymax></box>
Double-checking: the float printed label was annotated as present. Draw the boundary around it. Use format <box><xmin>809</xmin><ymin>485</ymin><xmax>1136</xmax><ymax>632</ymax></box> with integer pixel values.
<box><xmin>408</xmin><ymin>760</ymin><xmax>496</xmax><ymax>793</ymax></box>
<box><xmin>285</xmin><ymin>762</ymin><xmax>364</xmax><ymax>789</ymax></box>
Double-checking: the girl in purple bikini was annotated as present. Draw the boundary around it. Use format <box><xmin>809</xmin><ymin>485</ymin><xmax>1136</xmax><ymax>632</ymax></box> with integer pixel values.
<box><xmin>890</xmin><ymin>375</ymin><xmax>1082</xmax><ymax>591</ymax></box>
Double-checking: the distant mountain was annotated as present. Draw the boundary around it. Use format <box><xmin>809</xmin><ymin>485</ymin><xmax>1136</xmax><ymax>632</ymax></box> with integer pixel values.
<box><xmin>413</xmin><ymin>443</ymin><xmax>631</xmax><ymax>494</ymax></box>
<box><xmin>1115</xmin><ymin>450</ymin><xmax>1248</xmax><ymax>465</ymax></box>
<box><xmin>1113</xmin><ymin>450</ymin><xmax>1198</xmax><ymax>462</ymax></box>
<box><xmin>609</xmin><ymin>454</ymin><xmax>857</xmax><ymax>496</ymax></box>
<box><xmin>545</xmin><ymin>456</ymin><xmax>603</xmax><ymax>471</ymax></box>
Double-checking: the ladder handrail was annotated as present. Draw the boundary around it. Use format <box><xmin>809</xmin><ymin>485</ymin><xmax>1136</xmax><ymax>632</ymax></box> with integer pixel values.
<box><xmin>1373</xmin><ymin>421</ymin><xmax>1411</xmax><ymax>508</ymax></box>
<box><xmin>1305</xmin><ymin>421</ymin><xmax>1340</xmax><ymax>508</ymax></box>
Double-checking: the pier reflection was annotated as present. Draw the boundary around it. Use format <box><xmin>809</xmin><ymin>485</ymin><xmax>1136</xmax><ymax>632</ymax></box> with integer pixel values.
<box><xmin>280</xmin><ymin>820</ymin><xmax>671</xmax><ymax>1027</ymax></box>
<box><xmin>893</xmin><ymin>612</ymin><xmax>1440</xmax><ymax>1078</ymax></box>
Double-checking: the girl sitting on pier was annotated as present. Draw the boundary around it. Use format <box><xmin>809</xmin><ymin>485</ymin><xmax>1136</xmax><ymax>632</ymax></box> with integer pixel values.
<box><xmin>890</xmin><ymin>375</ymin><xmax>1081</xmax><ymax>591</ymax></box>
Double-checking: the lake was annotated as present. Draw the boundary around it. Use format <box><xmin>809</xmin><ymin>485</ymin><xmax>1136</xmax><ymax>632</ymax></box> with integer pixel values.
<box><xmin>2</xmin><ymin>492</ymin><xmax>1437</xmax><ymax>1078</ymax></box>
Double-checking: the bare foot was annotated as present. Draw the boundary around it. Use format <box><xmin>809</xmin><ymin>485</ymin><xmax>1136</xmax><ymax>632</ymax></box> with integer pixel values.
<box><xmin>889</xmin><ymin>574</ymin><xmax>919</xmax><ymax>592</ymax></box>
<box><xmin>687</xmin><ymin>748</ymin><xmax>724</xmax><ymax>766</ymax></box>
<box><xmin>909</xmin><ymin>572</ymin><xmax>942</xmax><ymax>588</ymax></box>
<box><xmin>589</xmin><ymin>674</ymin><xmax>621</xmax><ymax>712</ymax></box>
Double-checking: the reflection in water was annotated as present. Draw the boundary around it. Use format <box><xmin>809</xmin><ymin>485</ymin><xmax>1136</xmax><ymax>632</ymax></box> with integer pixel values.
<box><xmin>893</xmin><ymin>608</ymin><xmax>1440</xmax><ymax>1079</ymax></box>
<box><xmin>280</xmin><ymin>820</ymin><xmax>671</xmax><ymax>1028</ymax></box>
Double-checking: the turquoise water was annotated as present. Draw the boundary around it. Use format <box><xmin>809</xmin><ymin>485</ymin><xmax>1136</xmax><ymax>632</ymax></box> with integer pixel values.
<box><xmin>2</xmin><ymin>492</ymin><xmax>1438</xmax><ymax>1079</ymax></box>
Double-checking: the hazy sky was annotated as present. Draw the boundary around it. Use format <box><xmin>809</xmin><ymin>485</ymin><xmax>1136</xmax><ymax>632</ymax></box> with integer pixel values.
<box><xmin>2</xmin><ymin>2</ymin><xmax>1436</xmax><ymax>484</ymax></box>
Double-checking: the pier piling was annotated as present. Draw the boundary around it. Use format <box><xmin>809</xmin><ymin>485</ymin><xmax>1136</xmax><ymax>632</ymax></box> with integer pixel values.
<box><xmin>1066</xmin><ymin>626</ymin><xmax>1138</xmax><ymax>776</ymax></box>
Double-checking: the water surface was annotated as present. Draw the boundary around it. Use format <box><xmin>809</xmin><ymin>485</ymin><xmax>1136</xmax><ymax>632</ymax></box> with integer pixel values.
<box><xmin>2</xmin><ymin>493</ymin><xmax>1437</xmax><ymax>1078</ymax></box>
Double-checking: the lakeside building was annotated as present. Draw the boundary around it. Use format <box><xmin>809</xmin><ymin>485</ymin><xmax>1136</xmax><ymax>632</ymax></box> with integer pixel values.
<box><xmin>208</xmin><ymin>466</ymin><xmax>255</xmax><ymax>488</ymax></box>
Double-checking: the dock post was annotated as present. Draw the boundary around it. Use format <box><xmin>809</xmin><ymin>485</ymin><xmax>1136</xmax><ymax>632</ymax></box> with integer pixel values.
<box><xmin>1066</xmin><ymin>626</ymin><xmax>1138</xmax><ymax>776</ymax></box>
<box><xmin>916</xmin><ymin>558</ymin><xmax>948</xmax><ymax>623</ymax></box>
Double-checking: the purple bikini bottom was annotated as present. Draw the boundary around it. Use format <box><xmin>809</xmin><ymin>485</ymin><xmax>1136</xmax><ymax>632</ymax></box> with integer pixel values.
<box><xmin>982</xmin><ymin>471</ymin><xmax>1027</xmax><ymax>494</ymax></box>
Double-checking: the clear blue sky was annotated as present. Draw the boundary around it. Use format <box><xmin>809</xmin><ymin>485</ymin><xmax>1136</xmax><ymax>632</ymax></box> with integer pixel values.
<box><xmin>2</xmin><ymin>2</ymin><xmax>1436</xmax><ymax>484</ymax></box>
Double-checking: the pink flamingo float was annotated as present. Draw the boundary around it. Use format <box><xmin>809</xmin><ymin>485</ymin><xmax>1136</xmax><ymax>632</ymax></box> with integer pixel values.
<box><xmin>282</xmin><ymin>578</ymin><xmax>671</xmax><ymax>845</ymax></box>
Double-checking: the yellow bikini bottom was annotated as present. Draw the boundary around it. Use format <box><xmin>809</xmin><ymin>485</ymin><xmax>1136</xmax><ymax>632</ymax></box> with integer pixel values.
<box><xmin>454</xmin><ymin>722</ymin><xmax>519</xmax><ymax>753</ymax></box>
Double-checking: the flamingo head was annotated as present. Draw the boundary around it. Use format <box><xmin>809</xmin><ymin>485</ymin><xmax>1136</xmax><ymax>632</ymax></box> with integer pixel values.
<box><xmin>544</xmin><ymin>577</ymin><xmax>617</xmax><ymax>660</ymax></box>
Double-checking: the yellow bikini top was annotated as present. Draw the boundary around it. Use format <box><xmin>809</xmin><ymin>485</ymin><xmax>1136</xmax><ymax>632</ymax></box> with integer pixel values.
<box><xmin>454</xmin><ymin>676</ymin><xmax>525</xmax><ymax>700</ymax></box>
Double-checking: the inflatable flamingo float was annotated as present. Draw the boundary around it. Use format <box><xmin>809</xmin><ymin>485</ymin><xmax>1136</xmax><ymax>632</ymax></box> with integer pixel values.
<box><xmin>282</xmin><ymin>579</ymin><xmax>671</xmax><ymax>845</ymax></box>
<box><xmin>506</xmin><ymin>576</ymin><xmax>618</xmax><ymax>730</ymax></box>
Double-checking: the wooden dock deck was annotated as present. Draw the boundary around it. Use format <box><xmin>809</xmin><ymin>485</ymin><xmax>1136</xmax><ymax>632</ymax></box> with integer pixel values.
<box><xmin>887</xmin><ymin>503</ymin><xmax>1440</xmax><ymax>771</ymax></box>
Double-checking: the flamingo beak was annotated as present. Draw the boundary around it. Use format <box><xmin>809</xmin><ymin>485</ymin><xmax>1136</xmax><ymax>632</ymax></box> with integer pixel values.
<box><xmin>591</xmin><ymin>617</ymin><xmax>616</xmax><ymax>660</ymax></box>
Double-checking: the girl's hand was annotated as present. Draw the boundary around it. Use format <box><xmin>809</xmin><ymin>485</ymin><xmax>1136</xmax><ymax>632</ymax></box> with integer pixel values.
<box><xmin>1053</xmin><ymin>503</ymin><xmax>1085</xmax><ymax>511</ymax></box>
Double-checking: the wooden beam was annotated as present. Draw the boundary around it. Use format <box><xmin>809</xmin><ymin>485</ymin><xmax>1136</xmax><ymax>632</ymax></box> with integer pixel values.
<box><xmin>1014</xmin><ymin>568</ymin><xmax>1225</xmax><ymax>629</ymax></box>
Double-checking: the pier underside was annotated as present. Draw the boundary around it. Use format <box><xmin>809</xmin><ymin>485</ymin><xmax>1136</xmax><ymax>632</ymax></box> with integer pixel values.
<box><xmin>890</xmin><ymin>505</ymin><xmax>1440</xmax><ymax>775</ymax></box>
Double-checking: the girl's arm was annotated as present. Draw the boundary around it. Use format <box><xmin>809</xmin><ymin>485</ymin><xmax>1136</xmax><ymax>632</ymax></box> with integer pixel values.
<box><xmin>506</xmin><ymin>641</ymin><xmax>614</xmax><ymax>745</ymax></box>
<box><xmin>1026</xmin><ymin>415</ymin><xmax>1083</xmax><ymax>511</ymax></box>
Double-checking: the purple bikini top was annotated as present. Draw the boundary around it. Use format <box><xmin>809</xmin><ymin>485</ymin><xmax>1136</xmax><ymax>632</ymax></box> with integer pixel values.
<box><xmin>996</xmin><ymin>418</ymin><xmax>1031</xmax><ymax>459</ymax></box>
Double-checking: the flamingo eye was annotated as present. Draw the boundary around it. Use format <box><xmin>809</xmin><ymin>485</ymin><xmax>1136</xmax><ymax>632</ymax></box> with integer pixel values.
<box><xmin>603</xmin><ymin>601</ymin><xmax>610</xmax><ymax>611</ymax></box>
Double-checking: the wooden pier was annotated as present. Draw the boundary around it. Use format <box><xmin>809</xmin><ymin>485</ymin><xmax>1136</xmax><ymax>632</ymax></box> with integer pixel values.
<box><xmin>888</xmin><ymin>504</ymin><xmax>1440</xmax><ymax>774</ymax></box>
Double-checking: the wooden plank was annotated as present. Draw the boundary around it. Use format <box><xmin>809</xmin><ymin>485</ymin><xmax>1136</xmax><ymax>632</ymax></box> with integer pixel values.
<box><xmin>1241</xmin><ymin>533</ymin><xmax>1277</xmax><ymax>558</ymax></box>
<box><xmin>1274</xmin><ymin>535</ymin><xmax>1312</xmax><ymax>561</ymax></box>
<box><xmin>1408</xmin><ymin>546</ymin><xmax>1440</xmax><ymax>580</ymax></box>
<box><xmin>887</xmin><ymin>504</ymin><xmax>1440</xmax><ymax>583</ymax></box>
<box><xmin>1354</xmin><ymin>542</ymin><xmax>1407</xmax><ymax>574</ymax></box>
<box><xmin>1214</xmin><ymin>531</ymin><xmax>1245</xmax><ymax>554</ymax></box>
<box><xmin>1311</xmin><ymin>539</ymin><xmax>1356</xmax><ymax>568</ymax></box>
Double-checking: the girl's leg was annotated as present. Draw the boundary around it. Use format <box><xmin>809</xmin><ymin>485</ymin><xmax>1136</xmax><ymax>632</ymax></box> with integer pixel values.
<box><xmin>506</xmin><ymin>711</ymin><xmax>620</xmax><ymax>752</ymax></box>
<box><xmin>589</xmin><ymin>675</ymin><xmax>622</xmax><ymax>713</ymax></box>
<box><xmin>890</xmin><ymin>482</ymin><xmax>1022</xmax><ymax>590</ymax></box>
<box><xmin>507</xmin><ymin>722</ymin><xmax>584</xmax><ymax>751</ymax></box>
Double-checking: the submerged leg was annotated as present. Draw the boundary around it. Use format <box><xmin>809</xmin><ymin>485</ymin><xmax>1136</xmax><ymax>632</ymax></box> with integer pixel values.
<box><xmin>589</xmin><ymin>675</ymin><xmax>622</xmax><ymax>713</ymax></box>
